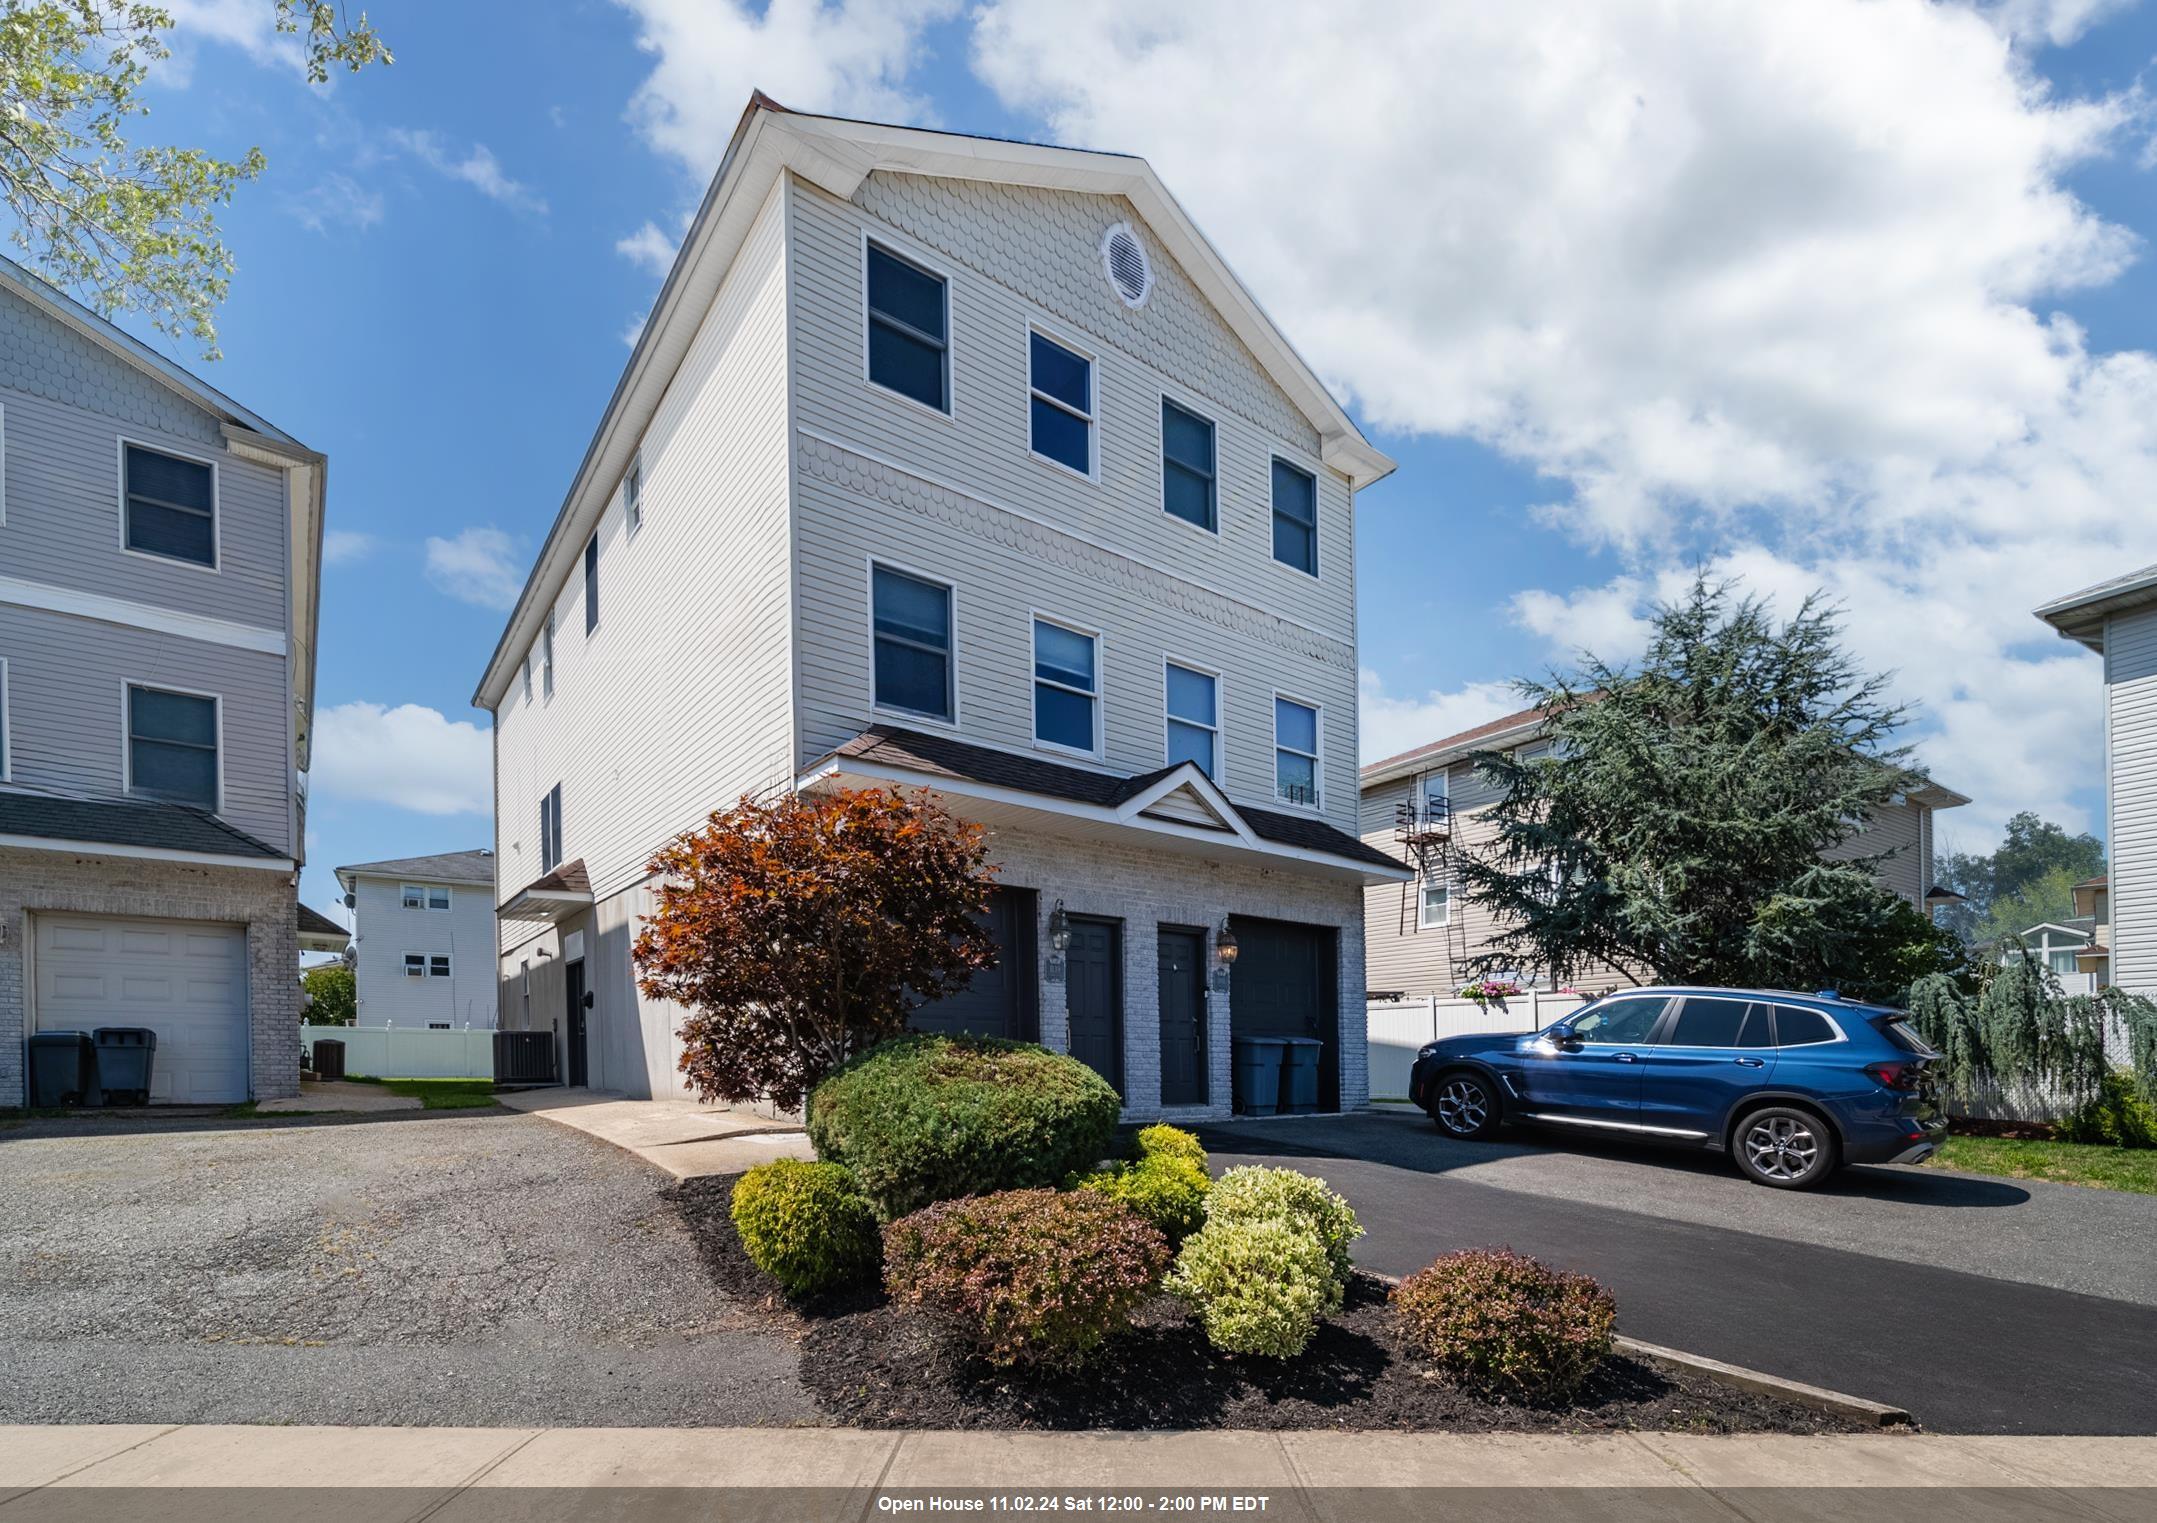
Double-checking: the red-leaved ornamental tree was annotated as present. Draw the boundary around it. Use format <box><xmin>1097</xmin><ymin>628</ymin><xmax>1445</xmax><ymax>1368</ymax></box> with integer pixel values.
<box><xmin>633</xmin><ymin>786</ymin><xmax>999</xmax><ymax>1110</ymax></box>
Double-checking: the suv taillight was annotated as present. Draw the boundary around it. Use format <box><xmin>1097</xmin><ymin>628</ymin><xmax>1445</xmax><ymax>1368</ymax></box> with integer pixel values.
<box><xmin>1866</xmin><ymin>1061</ymin><xmax>1921</xmax><ymax>1091</ymax></box>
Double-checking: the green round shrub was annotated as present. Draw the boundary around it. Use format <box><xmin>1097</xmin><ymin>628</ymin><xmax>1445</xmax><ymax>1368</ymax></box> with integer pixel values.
<box><xmin>2059</xmin><ymin>1070</ymin><xmax>2157</xmax><ymax>1148</ymax></box>
<box><xmin>1204</xmin><ymin>1165</ymin><xmax>1363</xmax><ymax>1288</ymax></box>
<box><xmin>1391</xmin><ymin>1248</ymin><xmax>1617</xmax><ymax>1402</ymax></box>
<box><xmin>883</xmin><ymin>1188</ymin><xmax>1169</xmax><ymax>1367</ymax></box>
<box><xmin>808</xmin><ymin>1035</ymin><xmax>1122</xmax><ymax>1219</ymax></box>
<box><xmin>728</xmin><ymin>1159</ymin><xmax>880</xmax><ymax>1297</ymax></box>
<box><xmin>1078</xmin><ymin>1152</ymin><xmax>1210</xmax><ymax>1243</ymax></box>
<box><xmin>1133</xmin><ymin>1123</ymin><xmax>1207</xmax><ymax>1170</ymax></box>
<box><xmin>1168</xmin><ymin>1215</ymin><xmax>1335</xmax><ymax>1358</ymax></box>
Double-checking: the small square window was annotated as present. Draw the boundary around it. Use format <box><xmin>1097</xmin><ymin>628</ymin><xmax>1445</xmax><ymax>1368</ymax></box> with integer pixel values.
<box><xmin>401</xmin><ymin>884</ymin><xmax>426</xmax><ymax>910</ymax></box>
<box><xmin>428</xmin><ymin>887</ymin><xmax>451</xmax><ymax>911</ymax></box>
<box><xmin>429</xmin><ymin>955</ymin><xmax>452</xmax><ymax>979</ymax></box>
<box><xmin>404</xmin><ymin>954</ymin><xmax>426</xmax><ymax>979</ymax></box>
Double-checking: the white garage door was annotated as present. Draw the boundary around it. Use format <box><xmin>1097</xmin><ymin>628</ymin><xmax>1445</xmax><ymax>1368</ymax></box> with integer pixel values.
<box><xmin>34</xmin><ymin>915</ymin><xmax>249</xmax><ymax>1104</ymax></box>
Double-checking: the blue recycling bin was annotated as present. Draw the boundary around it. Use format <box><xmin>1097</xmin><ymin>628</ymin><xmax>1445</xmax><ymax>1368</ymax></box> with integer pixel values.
<box><xmin>1233</xmin><ymin>1035</ymin><xmax>1288</xmax><ymax>1116</ymax></box>
<box><xmin>1280</xmin><ymin>1037</ymin><xmax>1323</xmax><ymax>1114</ymax></box>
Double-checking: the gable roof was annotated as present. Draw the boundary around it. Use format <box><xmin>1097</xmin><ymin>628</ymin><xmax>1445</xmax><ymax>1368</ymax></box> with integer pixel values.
<box><xmin>336</xmin><ymin>849</ymin><xmax>497</xmax><ymax>889</ymax></box>
<box><xmin>473</xmin><ymin>92</ymin><xmax>1395</xmax><ymax>710</ymax></box>
<box><xmin>2034</xmin><ymin>562</ymin><xmax>2157</xmax><ymax>652</ymax></box>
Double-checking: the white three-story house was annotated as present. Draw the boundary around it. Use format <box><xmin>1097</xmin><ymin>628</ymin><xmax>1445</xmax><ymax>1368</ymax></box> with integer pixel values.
<box><xmin>477</xmin><ymin>96</ymin><xmax>1405</xmax><ymax>1117</ymax></box>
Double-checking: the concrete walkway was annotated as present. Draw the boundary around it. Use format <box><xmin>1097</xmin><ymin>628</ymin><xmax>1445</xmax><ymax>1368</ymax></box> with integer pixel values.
<box><xmin>256</xmin><ymin>1080</ymin><xmax>419</xmax><ymax>1114</ymax></box>
<box><xmin>5</xmin><ymin>1425</ymin><xmax>2153</xmax><ymax>1520</ymax></box>
<box><xmin>496</xmin><ymin>1087</ymin><xmax>814</xmax><ymax>1177</ymax></box>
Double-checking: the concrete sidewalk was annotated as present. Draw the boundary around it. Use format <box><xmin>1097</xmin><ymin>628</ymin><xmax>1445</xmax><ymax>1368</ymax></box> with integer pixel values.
<box><xmin>496</xmin><ymin>1087</ymin><xmax>814</xmax><ymax>1177</ymax></box>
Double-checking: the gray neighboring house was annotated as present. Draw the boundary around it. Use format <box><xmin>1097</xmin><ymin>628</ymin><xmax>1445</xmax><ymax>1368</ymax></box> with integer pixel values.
<box><xmin>334</xmin><ymin>849</ymin><xmax>498</xmax><ymax>1029</ymax></box>
<box><xmin>478</xmin><ymin>95</ymin><xmax>1407</xmax><ymax>1117</ymax></box>
<box><xmin>2037</xmin><ymin>567</ymin><xmax>2157</xmax><ymax>999</ymax></box>
<box><xmin>0</xmin><ymin>258</ymin><xmax>324</xmax><ymax>1107</ymax></box>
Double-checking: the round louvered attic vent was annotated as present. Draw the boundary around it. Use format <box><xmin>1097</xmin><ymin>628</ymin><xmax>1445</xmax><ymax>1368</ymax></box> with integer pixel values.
<box><xmin>1101</xmin><ymin>222</ymin><xmax>1153</xmax><ymax>309</ymax></box>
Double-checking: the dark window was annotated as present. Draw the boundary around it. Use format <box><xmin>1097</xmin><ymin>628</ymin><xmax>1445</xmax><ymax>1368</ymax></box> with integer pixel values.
<box><xmin>127</xmin><ymin>685</ymin><xmax>217</xmax><ymax>810</ymax></box>
<box><xmin>871</xmin><ymin>565</ymin><xmax>953</xmax><ymax>720</ymax></box>
<box><xmin>404</xmin><ymin>954</ymin><xmax>425</xmax><ymax>978</ymax></box>
<box><xmin>1773</xmin><ymin>1005</ymin><xmax>1839</xmax><ymax>1047</ymax></box>
<box><xmin>1161</xmin><ymin>399</ymin><xmax>1216</xmax><ymax>530</ymax></box>
<box><xmin>1664</xmin><ymin>997</ymin><xmax>1771</xmax><ymax>1048</ymax></box>
<box><xmin>1165</xmin><ymin>662</ymin><xmax>1217</xmax><ymax>775</ymax></box>
<box><xmin>539</xmin><ymin>783</ymin><xmax>562</xmax><ymax>873</ymax></box>
<box><xmin>1569</xmin><ymin>996</ymin><xmax>1668</xmax><ymax>1045</ymax></box>
<box><xmin>124</xmin><ymin>444</ymin><xmax>215</xmax><ymax>566</ymax></box>
<box><xmin>1880</xmin><ymin>1017</ymin><xmax>1938</xmax><ymax>1056</ymax></box>
<box><xmin>1274</xmin><ymin>696</ymin><xmax>1319</xmax><ymax>805</ymax></box>
<box><xmin>866</xmin><ymin>244</ymin><xmax>948</xmax><ymax>412</ymax></box>
<box><xmin>584</xmin><ymin>534</ymin><xmax>599</xmax><ymax>635</ymax></box>
<box><xmin>429</xmin><ymin>955</ymin><xmax>452</xmax><ymax>978</ymax></box>
<box><xmin>1271</xmin><ymin>458</ymin><xmax>1317</xmax><ymax>574</ymax></box>
<box><xmin>1033</xmin><ymin>618</ymin><xmax>1097</xmax><ymax>752</ymax></box>
<box><xmin>1029</xmin><ymin>331</ymin><xmax>1093</xmax><ymax>474</ymax></box>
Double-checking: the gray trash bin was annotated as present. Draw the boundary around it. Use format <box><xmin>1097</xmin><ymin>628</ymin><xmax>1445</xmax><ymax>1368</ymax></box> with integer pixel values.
<box><xmin>1233</xmin><ymin>1035</ymin><xmax>1288</xmax><ymax>1116</ymax></box>
<box><xmin>28</xmin><ymin>1031</ymin><xmax>97</xmax><ymax>1107</ymax></box>
<box><xmin>1280</xmin><ymin>1037</ymin><xmax>1323</xmax><ymax>1114</ymax></box>
<box><xmin>92</xmin><ymin>1027</ymin><xmax>156</xmax><ymax>1106</ymax></box>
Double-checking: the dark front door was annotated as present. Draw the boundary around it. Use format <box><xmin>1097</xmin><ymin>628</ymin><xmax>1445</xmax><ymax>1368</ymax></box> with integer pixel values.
<box><xmin>1157</xmin><ymin>927</ymin><xmax>1207</xmax><ymax>1106</ymax></box>
<box><xmin>565</xmin><ymin>958</ymin><xmax>589</xmax><ymax>1088</ymax></box>
<box><xmin>911</xmin><ymin>887</ymin><xmax>1039</xmax><ymax>1040</ymax></box>
<box><xmin>1228</xmin><ymin>917</ymin><xmax>1338</xmax><ymax>1112</ymax></box>
<box><xmin>1065</xmin><ymin>915</ymin><xmax>1123</xmax><ymax>1093</ymax></box>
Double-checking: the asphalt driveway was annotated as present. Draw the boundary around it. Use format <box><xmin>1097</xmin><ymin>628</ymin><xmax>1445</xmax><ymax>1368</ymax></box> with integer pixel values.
<box><xmin>1198</xmin><ymin>1111</ymin><xmax>2157</xmax><ymax>1436</ymax></box>
<box><xmin>0</xmin><ymin>1108</ymin><xmax>814</xmax><ymax>1427</ymax></box>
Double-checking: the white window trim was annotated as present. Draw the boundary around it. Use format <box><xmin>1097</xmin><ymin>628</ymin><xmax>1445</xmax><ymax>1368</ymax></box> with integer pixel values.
<box><xmin>1029</xmin><ymin>610</ymin><xmax>1103</xmax><ymax>760</ymax></box>
<box><xmin>1158</xmin><ymin>389</ymin><xmax>1219</xmax><ymax>536</ymax></box>
<box><xmin>540</xmin><ymin>613</ymin><xmax>555</xmax><ymax>701</ymax></box>
<box><xmin>861</xmin><ymin>229</ymin><xmax>957</xmax><ymax>424</ymax></box>
<box><xmin>1162</xmin><ymin>657</ymin><xmax>1221</xmax><ymax>779</ymax></box>
<box><xmin>1025</xmin><ymin>318</ymin><xmax>1099</xmax><ymax>484</ymax></box>
<box><xmin>521</xmin><ymin>650</ymin><xmax>533</xmax><ymax>705</ymax></box>
<box><xmin>116</xmin><ymin>436</ymin><xmax>222</xmax><ymax>574</ymax></box>
<box><xmin>1417</xmin><ymin>874</ymin><xmax>1451</xmax><ymax>929</ymax></box>
<box><xmin>1269</xmin><ymin>454</ymin><xmax>1320</xmax><ymax>580</ymax></box>
<box><xmin>403</xmin><ymin>953</ymin><xmax>426</xmax><ymax>979</ymax></box>
<box><xmin>1271</xmin><ymin>690</ymin><xmax>1323</xmax><ymax>813</ymax></box>
<box><xmin>120</xmin><ymin>678</ymin><xmax>224</xmax><ymax>815</ymax></box>
<box><xmin>539</xmin><ymin>783</ymin><xmax>563</xmax><ymax>874</ymax></box>
<box><xmin>401</xmin><ymin>883</ymin><xmax>452</xmax><ymax>912</ymax></box>
<box><xmin>428</xmin><ymin>954</ymin><xmax>453</xmax><ymax>979</ymax></box>
<box><xmin>623</xmin><ymin>450</ymin><xmax>643</xmax><ymax>536</ymax></box>
<box><xmin>866</xmin><ymin>555</ymin><xmax>961</xmax><ymax>730</ymax></box>
<box><xmin>583</xmin><ymin>532</ymin><xmax>600</xmax><ymax>639</ymax></box>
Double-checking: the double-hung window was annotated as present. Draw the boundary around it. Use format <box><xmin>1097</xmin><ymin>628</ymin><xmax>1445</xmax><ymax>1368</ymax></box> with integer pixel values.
<box><xmin>1161</xmin><ymin>400</ymin><xmax>1216</xmax><ymax>530</ymax></box>
<box><xmin>123</xmin><ymin>444</ymin><xmax>216</xmax><ymax>567</ymax></box>
<box><xmin>1274</xmin><ymin>696</ymin><xmax>1320</xmax><ymax>808</ymax></box>
<box><xmin>1418</xmin><ymin>876</ymin><xmax>1450</xmax><ymax>928</ymax></box>
<box><xmin>584</xmin><ymin>534</ymin><xmax>600</xmax><ymax>635</ymax></box>
<box><xmin>866</xmin><ymin>242</ymin><xmax>949</xmax><ymax>412</ymax></box>
<box><xmin>401</xmin><ymin>884</ymin><xmax>426</xmax><ymax>910</ymax></box>
<box><xmin>1271</xmin><ymin>458</ymin><xmax>1318</xmax><ymax>575</ymax></box>
<box><xmin>127</xmin><ymin>685</ymin><xmax>218</xmax><ymax>810</ymax></box>
<box><xmin>1164</xmin><ymin>662</ymin><xmax>1218</xmax><ymax>776</ymax></box>
<box><xmin>1029</xmin><ymin>330</ymin><xmax>1094</xmax><ymax>476</ymax></box>
<box><xmin>429</xmin><ymin>955</ymin><xmax>452</xmax><ymax>979</ymax></box>
<box><xmin>404</xmin><ymin>954</ymin><xmax>426</xmax><ymax>979</ymax></box>
<box><xmin>539</xmin><ymin>783</ymin><xmax>562</xmax><ymax>873</ymax></box>
<box><xmin>1032</xmin><ymin>618</ymin><xmax>1098</xmax><ymax>754</ymax></box>
<box><xmin>871</xmin><ymin>565</ymin><xmax>954</xmax><ymax>721</ymax></box>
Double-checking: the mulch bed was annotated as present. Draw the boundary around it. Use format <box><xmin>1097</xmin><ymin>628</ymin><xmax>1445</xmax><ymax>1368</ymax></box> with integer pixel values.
<box><xmin>663</xmin><ymin>1173</ymin><xmax>1865</xmax><ymax>1435</ymax></box>
<box><xmin>1948</xmin><ymin>1116</ymin><xmax>2061</xmax><ymax>1142</ymax></box>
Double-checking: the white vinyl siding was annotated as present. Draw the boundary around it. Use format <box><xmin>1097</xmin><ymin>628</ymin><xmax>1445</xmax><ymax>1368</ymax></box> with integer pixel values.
<box><xmin>352</xmin><ymin>872</ymin><xmax>497</xmax><ymax>1027</ymax></box>
<box><xmin>2108</xmin><ymin>606</ymin><xmax>2157</xmax><ymax>997</ymax></box>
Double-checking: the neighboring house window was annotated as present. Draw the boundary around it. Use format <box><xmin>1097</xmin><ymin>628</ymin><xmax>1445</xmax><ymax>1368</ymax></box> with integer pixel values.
<box><xmin>1029</xmin><ymin>330</ymin><xmax>1094</xmax><ymax>477</ymax></box>
<box><xmin>1161</xmin><ymin>399</ymin><xmax>1216</xmax><ymax>531</ymax></box>
<box><xmin>428</xmin><ymin>1022</ymin><xmax>451</xmax><ymax>1031</ymax></box>
<box><xmin>1418</xmin><ymin>876</ymin><xmax>1450</xmax><ymax>928</ymax></box>
<box><xmin>1270</xmin><ymin>458</ymin><xmax>1317</xmax><ymax>575</ymax></box>
<box><xmin>584</xmin><ymin>533</ymin><xmax>599</xmax><ymax>635</ymax></box>
<box><xmin>429</xmin><ymin>955</ymin><xmax>452</xmax><ymax>978</ymax></box>
<box><xmin>539</xmin><ymin>784</ymin><xmax>563</xmax><ymax>873</ymax></box>
<box><xmin>522</xmin><ymin>652</ymin><xmax>533</xmax><ymax>705</ymax></box>
<box><xmin>624</xmin><ymin>453</ymin><xmax>642</xmax><ymax>534</ymax></box>
<box><xmin>541</xmin><ymin>615</ymin><xmax>555</xmax><ymax>699</ymax></box>
<box><xmin>126</xmin><ymin>685</ymin><xmax>218</xmax><ymax>810</ymax></box>
<box><xmin>429</xmin><ymin>886</ymin><xmax>451</xmax><ymax>911</ymax></box>
<box><xmin>1164</xmin><ymin>661</ymin><xmax>1218</xmax><ymax>776</ymax></box>
<box><xmin>1274</xmin><ymin>696</ymin><xmax>1320</xmax><ymax>807</ymax></box>
<box><xmin>1032</xmin><ymin>617</ymin><xmax>1098</xmax><ymax>754</ymax></box>
<box><xmin>123</xmin><ymin>443</ymin><xmax>215</xmax><ymax>568</ymax></box>
<box><xmin>402</xmin><ymin>884</ymin><xmax>426</xmax><ymax>909</ymax></box>
<box><xmin>1423</xmin><ymin>768</ymin><xmax>1449</xmax><ymax>823</ymax></box>
<box><xmin>404</xmin><ymin>954</ymin><xmax>426</xmax><ymax>978</ymax></box>
<box><xmin>871</xmin><ymin>564</ymin><xmax>954</xmax><ymax>720</ymax></box>
<box><xmin>866</xmin><ymin>242</ymin><xmax>949</xmax><ymax>412</ymax></box>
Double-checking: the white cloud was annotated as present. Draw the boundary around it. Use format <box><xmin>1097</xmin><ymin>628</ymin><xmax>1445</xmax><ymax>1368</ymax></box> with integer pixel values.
<box><xmin>614</xmin><ymin>0</ymin><xmax>961</xmax><ymax>173</ymax></box>
<box><xmin>321</xmin><ymin>529</ymin><xmax>376</xmax><ymax>565</ymax></box>
<box><xmin>287</xmin><ymin>172</ymin><xmax>385</xmax><ymax>234</ymax></box>
<box><xmin>424</xmin><ymin>527</ymin><xmax>527</xmax><ymax>611</ymax></box>
<box><xmin>620</xmin><ymin>310</ymin><xmax>649</xmax><ymax>348</ymax></box>
<box><xmin>616</xmin><ymin>220</ymin><xmax>678</xmax><ymax>274</ymax></box>
<box><xmin>161</xmin><ymin>0</ymin><xmax>309</xmax><ymax>80</ymax></box>
<box><xmin>312</xmin><ymin>702</ymin><xmax>492</xmax><ymax>816</ymax></box>
<box><xmin>971</xmin><ymin>0</ymin><xmax>2154</xmax><ymax>850</ymax></box>
<box><xmin>387</xmin><ymin>129</ymin><xmax>548</xmax><ymax>215</ymax></box>
<box><xmin>1359</xmin><ymin>671</ymin><xmax>1527</xmax><ymax>766</ymax></box>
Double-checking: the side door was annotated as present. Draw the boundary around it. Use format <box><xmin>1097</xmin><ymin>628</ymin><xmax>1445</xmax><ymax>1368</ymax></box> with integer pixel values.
<box><xmin>1635</xmin><ymin>995</ymin><xmax>1776</xmax><ymax>1137</ymax></box>
<box><xmin>1512</xmin><ymin>994</ymin><xmax>1669</xmax><ymax>1122</ymax></box>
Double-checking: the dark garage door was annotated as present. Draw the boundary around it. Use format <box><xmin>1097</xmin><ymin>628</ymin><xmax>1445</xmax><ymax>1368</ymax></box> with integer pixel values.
<box><xmin>1229</xmin><ymin>917</ymin><xmax>1338</xmax><ymax>1112</ymax></box>
<box><xmin>910</xmin><ymin>887</ymin><xmax>1038</xmax><ymax>1041</ymax></box>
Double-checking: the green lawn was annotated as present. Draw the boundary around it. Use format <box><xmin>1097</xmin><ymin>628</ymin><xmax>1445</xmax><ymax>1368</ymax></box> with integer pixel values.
<box><xmin>1928</xmin><ymin>1135</ymin><xmax>2157</xmax><ymax>1197</ymax></box>
<box><xmin>352</xmin><ymin>1077</ymin><xmax>499</xmax><ymax>1110</ymax></box>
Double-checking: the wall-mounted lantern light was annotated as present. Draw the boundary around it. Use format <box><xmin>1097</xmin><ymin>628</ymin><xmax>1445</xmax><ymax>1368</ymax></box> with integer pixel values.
<box><xmin>1215</xmin><ymin>918</ymin><xmax>1239</xmax><ymax>966</ymax></box>
<box><xmin>1048</xmin><ymin>900</ymin><xmax>1072</xmax><ymax>954</ymax></box>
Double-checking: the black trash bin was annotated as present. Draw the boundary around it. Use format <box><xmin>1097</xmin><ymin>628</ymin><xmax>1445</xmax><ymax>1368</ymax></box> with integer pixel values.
<box><xmin>1280</xmin><ymin>1037</ymin><xmax>1323</xmax><ymax>1114</ymax></box>
<box><xmin>92</xmin><ymin>1027</ymin><xmax>157</xmax><ymax>1106</ymax></box>
<box><xmin>28</xmin><ymin>1031</ymin><xmax>98</xmax><ymax>1107</ymax></box>
<box><xmin>312</xmin><ymin>1038</ymin><xmax>346</xmax><ymax>1081</ymax></box>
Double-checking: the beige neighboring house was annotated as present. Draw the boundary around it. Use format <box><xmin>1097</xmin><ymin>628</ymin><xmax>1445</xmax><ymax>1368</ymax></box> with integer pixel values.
<box><xmin>1358</xmin><ymin>705</ymin><xmax>1970</xmax><ymax>1000</ymax></box>
<box><xmin>476</xmin><ymin>95</ymin><xmax>1407</xmax><ymax>1119</ymax></box>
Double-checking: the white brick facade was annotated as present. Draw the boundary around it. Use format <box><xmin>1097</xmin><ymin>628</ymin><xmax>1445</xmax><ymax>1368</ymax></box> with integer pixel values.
<box><xmin>0</xmin><ymin>847</ymin><xmax>300</xmax><ymax>1107</ymax></box>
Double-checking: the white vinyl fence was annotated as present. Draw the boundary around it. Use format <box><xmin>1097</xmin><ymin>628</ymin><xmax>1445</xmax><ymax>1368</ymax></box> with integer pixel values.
<box><xmin>301</xmin><ymin>1025</ymin><xmax>494</xmax><ymax>1080</ymax></box>
<box><xmin>1366</xmin><ymin>992</ymin><xmax>1586</xmax><ymax>1102</ymax></box>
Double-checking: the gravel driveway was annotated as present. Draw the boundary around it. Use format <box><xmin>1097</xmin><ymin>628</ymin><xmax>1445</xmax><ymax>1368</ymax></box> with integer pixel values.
<box><xmin>0</xmin><ymin>1109</ymin><xmax>817</xmax><ymax>1427</ymax></box>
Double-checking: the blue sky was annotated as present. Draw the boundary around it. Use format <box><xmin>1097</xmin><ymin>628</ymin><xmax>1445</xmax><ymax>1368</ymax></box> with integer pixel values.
<box><xmin>114</xmin><ymin>1</ymin><xmax>2157</xmax><ymax>922</ymax></box>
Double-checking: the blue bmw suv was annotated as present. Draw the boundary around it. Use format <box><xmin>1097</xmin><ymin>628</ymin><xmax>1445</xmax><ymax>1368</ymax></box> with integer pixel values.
<box><xmin>1406</xmin><ymin>987</ymin><xmax>1946</xmax><ymax>1188</ymax></box>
